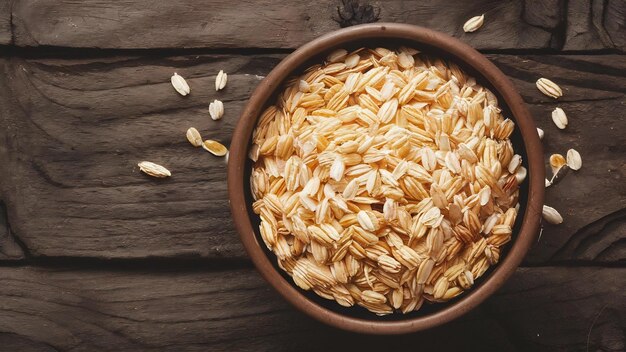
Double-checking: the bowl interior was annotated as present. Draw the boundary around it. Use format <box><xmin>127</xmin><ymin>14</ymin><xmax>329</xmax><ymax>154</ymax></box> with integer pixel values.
<box><xmin>241</xmin><ymin>36</ymin><xmax>530</xmax><ymax>321</ymax></box>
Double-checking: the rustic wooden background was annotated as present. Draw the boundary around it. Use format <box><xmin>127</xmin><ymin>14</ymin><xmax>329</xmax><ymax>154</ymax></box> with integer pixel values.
<box><xmin>0</xmin><ymin>0</ymin><xmax>624</xmax><ymax>351</ymax></box>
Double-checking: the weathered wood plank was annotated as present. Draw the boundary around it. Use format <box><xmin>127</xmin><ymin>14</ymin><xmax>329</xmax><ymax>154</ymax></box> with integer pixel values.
<box><xmin>563</xmin><ymin>0</ymin><xmax>625</xmax><ymax>51</ymax></box>
<box><xmin>0</xmin><ymin>266</ymin><xmax>623</xmax><ymax>351</ymax></box>
<box><xmin>551</xmin><ymin>209</ymin><xmax>626</xmax><ymax>263</ymax></box>
<box><xmin>8</xmin><ymin>0</ymin><xmax>621</xmax><ymax>51</ymax></box>
<box><xmin>0</xmin><ymin>0</ymin><xmax>11</xmax><ymax>45</ymax></box>
<box><xmin>489</xmin><ymin>267</ymin><xmax>626</xmax><ymax>351</ymax></box>
<box><xmin>0</xmin><ymin>53</ymin><xmax>623</xmax><ymax>261</ymax></box>
<box><xmin>0</xmin><ymin>333</ymin><xmax>58</xmax><ymax>352</ymax></box>
<box><xmin>604</xmin><ymin>0</ymin><xmax>626</xmax><ymax>50</ymax></box>
<box><xmin>0</xmin><ymin>201</ymin><xmax>25</xmax><ymax>260</ymax></box>
<box><xmin>0</xmin><ymin>54</ymin><xmax>281</xmax><ymax>259</ymax></box>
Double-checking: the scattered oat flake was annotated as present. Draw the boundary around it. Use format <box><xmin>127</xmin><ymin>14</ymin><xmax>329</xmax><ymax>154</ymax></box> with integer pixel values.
<box><xmin>203</xmin><ymin>140</ymin><xmax>228</xmax><ymax>156</ymax></box>
<box><xmin>536</xmin><ymin>78</ymin><xmax>562</xmax><ymax>99</ymax></box>
<box><xmin>138</xmin><ymin>161</ymin><xmax>171</xmax><ymax>178</ymax></box>
<box><xmin>463</xmin><ymin>14</ymin><xmax>484</xmax><ymax>33</ymax></box>
<box><xmin>551</xmin><ymin>107</ymin><xmax>568</xmax><ymax>129</ymax></box>
<box><xmin>215</xmin><ymin>70</ymin><xmax>227</xmax><ymax>91</ymax></box>
<box><xmin>566</xmin><ymin>149</ymin><xmax>582</xmax><ymax>170</ymax></box>
<box><xmin>542</xmin><ymin>205</ymin><xmax>563</xmax><ymax>224</ymax></box>
<box><xmin>549</xmin><ymin>153</ymin><xmax>566</xmax><ymax>175</ymax></box>
<box><xmin>209</xmin><ymin>99</ymin><xmax>224</xmax><ymax>120</ymax></box>
<box><xmin>171</xmin><ymin>72</ymin><xmax>190</xmax><ymax>96</ymax></box>
<box><xmin>186</xmin><ymin>127</ymin><xmax>203</xmax><ymax>147</ymax></box>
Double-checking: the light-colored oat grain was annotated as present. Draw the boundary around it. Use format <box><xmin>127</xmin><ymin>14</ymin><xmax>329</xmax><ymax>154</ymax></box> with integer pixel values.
<box><xmin>549</xmin><ymin>153</ymin><xmax>566</xmax><ymax>175</ymax></box>
<box><xmin>138</xmin><ymin>161</ymin><xmax>171</xmax><ymax>178</ymax></box>
<box><xmin>551</xmin><ymin>107</ymin><xmax>568</xmax><ymax>129</ymax></box>
<box><xmin>203</xmin><ymin>140</ymin><xmax>228</xmax><ymax>156</ymax></box>
<box><xmin>215</xmin><ymin>70</ymin><xmax>227</xmax><ymax>91</ymax></box>
<box><xmin>171</xmin><ymin>72</ymin><xmax>190</xmax><ymax>96</ymax></box>
<box><xmin>463</xmin><ymin>14</ymin><xmax>485</xmax><ymax>33</ymax></box>
<box><xmin>566</xmin><ymin>148</ymin><xmax>582</xmax><ymax>170</ymax></box>
<box><xmin>186</xmin><ymin>127</ymin><xmax>203</xmax><ymax>147</ymax></box>
<box><xmin>209</xmin><ymin>99</ymin><xmax>224</xmax><ymax>120</ymax></box>
<box><xmin>537</xmin><ymin>78</ymin><xmax>562</xmax><ymax>99</ymax></box>
<box><xmin>542</xmin><ymin>205</ymin><xmax>563</xmax><ymax>225</ymax></box>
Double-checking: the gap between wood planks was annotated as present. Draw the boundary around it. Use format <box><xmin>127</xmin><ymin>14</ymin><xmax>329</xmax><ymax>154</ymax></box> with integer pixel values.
<box><xmin>0</xmin><ymin>256</ymin><xmax>624</xmax><ymax>270</ymax></box>
<box><xmin>0</xmin><ymin>44</ymin><xmax>624</xmax><ymax>60</ymax></box>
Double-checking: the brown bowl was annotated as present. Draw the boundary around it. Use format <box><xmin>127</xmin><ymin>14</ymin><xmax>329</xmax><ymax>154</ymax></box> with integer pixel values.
<box><xmin>228</xmin><ymin>23</ymin><xmax>544</xmax><ymax>334</ymax></box>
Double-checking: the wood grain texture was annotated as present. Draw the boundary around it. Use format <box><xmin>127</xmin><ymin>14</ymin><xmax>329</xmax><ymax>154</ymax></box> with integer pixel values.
<box><xmin>552</xmin><ymin>208</ymin><xmax>626</xmax><ymax>262</ymax></box>
<box><xmin>0</xmin><ymin>333</ymin><xmax>57</xmax><ymax>352</ymax></box>
<box><xmin>489</xmin><ymin>267</ymin><xmax>626</xmax><ymax>352</ymax></box>
<box><xmin>0</xmin><ymin>54</ymin><xmax>281</xmax><ymax>259</ymax></box>
<box><xmin>523</xmin><ymin>0</ymin><xmax>561</xmax><ymax>31</ymax></box>
<box><xmin>6</xmin><ymin>0</ymin><xmax>622</xmax><ymax>51</ymax></box>
<box><xmin>0</xmin><ymin>0</ymin><xmax>11</xmax><ymax>45</ymax></box>
<box><xmin>0</xmin><ymin>266</ymin><xmax>623</xmax><ymax>352</ymax></box>
<box><xmin>0</xmin><ymin>201</ymin><xmax>25</xmax><ymax>260</ymax></box>
<box><xmin>0</xmin><ymin>53</ymin><xmax>623</xmax><ymax>261</ymax></box>
<box><xmin>604</xmin><ymin>0</ymin><xmax>626</xmax><ymax>50</ymax></box>
<box><xmin>563</xmin><ymin>0</ymin><xmax>625</xmax><ymax>51</ymax></box>
<box><xmin>0</xmin><ymin>2</ymin><xmax>623</xmax><ymax>350</ymax></box>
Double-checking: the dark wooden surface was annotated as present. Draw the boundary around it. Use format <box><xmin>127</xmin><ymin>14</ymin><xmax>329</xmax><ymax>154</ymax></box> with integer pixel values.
<box><xmin>0</xmin><ymin>266</ymin><xmax>624</xmax><ymax>351</ymax></box>
<box><xmin>0</xmin><ymin>0</ymin><xmax>624</xmax><ymax>351</ymax></box>
<box><xmin>1</xmin><ymin>0</ymin><xmax>624</xmax><ymax>51</ymax></box>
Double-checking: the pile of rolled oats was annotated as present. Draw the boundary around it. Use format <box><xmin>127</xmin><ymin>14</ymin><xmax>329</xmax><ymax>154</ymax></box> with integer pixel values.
<box><xmin>249</xmin><ymin>47</ymin><xmax>524</xmax><ymax>315</ymax></box>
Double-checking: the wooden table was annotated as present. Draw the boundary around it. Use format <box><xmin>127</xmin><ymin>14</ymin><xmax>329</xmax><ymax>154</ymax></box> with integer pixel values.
<box><xmin>0</xmin><ymin>1</ymin><xmax>624</xmax><ymax>351</ymax></box>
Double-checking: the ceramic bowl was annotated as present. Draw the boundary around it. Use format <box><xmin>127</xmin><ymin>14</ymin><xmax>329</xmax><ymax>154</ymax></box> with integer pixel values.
<box><xmin>228</xmin><ymin>23</ymin><xmax>544</xmax><ymax>334</ymax></box>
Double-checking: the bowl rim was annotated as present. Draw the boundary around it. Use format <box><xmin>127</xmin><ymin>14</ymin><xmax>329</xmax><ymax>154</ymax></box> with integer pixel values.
<box><xmin>228</xmin><ymin>23</ymin><xmax>544</xmax><ymax>334</ymax></box>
